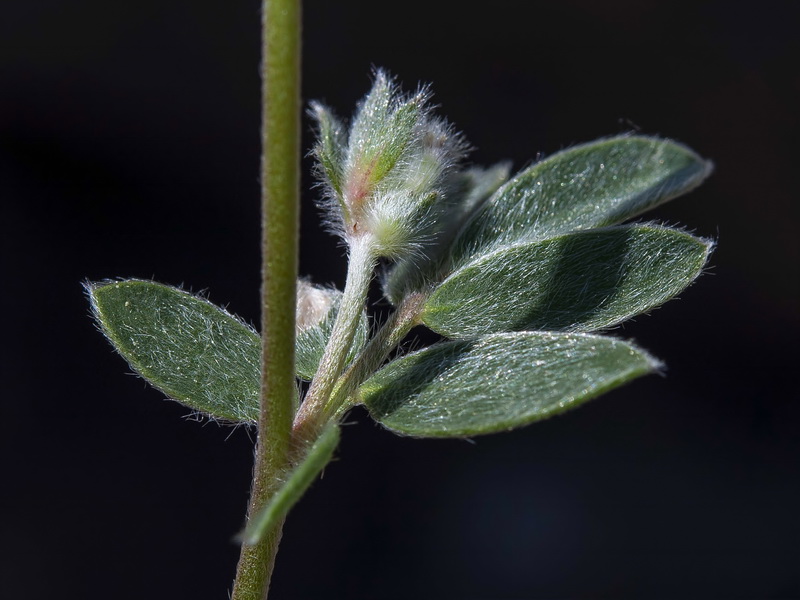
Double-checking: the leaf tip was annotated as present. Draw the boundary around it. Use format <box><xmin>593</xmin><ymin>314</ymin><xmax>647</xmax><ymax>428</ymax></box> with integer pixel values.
<box><xmin>637</xmin><ymin>343</ymin><xmax>666</xmax><ymax>376</ymax></box>
<box><xmin>84</xmin><ymin>278</ymin><xmax>123</xmax><ymax>331</ymax></box>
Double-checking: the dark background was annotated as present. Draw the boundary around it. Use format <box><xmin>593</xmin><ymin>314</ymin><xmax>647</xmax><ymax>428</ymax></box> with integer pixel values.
<box><xmin>2</xmin><ymin>0</ymin><xmax>798</xmax><ymax>598</ymax></box>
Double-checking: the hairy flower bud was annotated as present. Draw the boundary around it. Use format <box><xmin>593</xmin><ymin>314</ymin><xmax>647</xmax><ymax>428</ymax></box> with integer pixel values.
<box><xmin>311</xmin><ymin>70</ymin><xmax>468</xmax><ymax>257</ymax></box>
<box><xmin>296</xmin><ymin>279</ymin><xmax>337</xmax><ymax>331</ymax></box>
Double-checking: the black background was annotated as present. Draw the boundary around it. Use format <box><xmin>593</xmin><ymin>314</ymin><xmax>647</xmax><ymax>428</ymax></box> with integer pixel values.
<box><xmin>3</xmin><ymin>1</ymin><xmax>799</xmax><ymax>598</ymax></box>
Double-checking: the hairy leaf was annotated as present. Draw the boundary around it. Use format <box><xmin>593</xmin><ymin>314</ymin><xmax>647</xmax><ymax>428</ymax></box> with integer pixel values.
<box><xmin>310</xmin><ymin>102</ymin><xmax>347</xmax><ymax>198</ymax></box>
<box><xmin>452</xmin><ymin>136</ymin><xmax>712</xmax><ymax>267</ymax></box>
<box><xmin>383</xmin><ymin>162</ymin><xmax>511</xmax><ymax>303</ymax></box>
<box><xmin>345</xmin><ymin>71</ymin><xmax>421</xmax><ymax>193</ymax></box>
<box><xmin>88</xmin><ymin>280</ymin><xmax>261</xmax><ymax>422</ymax></box>
<box><xmin>449</xmin><ymin>162</ymin><xmax>514</xmax><ymax>225</ymax></box>
<box><xmin>242</xmin><ymin>423</ymin><xmax>340</xmax><ymax>545</ymax></box>
<box><xmin>422</xmin><ymin>225</ymin><xmax>712</xmax><ymax>337</ymax></box>
<box><xmin>361</xmin><ymin>332</ymin><xmax>658</xmax><ymax>437</ymax></box>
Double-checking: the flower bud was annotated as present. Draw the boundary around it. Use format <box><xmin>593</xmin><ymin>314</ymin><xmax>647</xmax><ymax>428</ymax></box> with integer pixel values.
<box><xmin>296</xmin><ymin>279</ymin><xmax>337</xmax><ymax>332</ymax></box>
<box><xmin>310</xmin><ymin>70</ymin><xmax>468</xmax><ymax>257</ymax></box>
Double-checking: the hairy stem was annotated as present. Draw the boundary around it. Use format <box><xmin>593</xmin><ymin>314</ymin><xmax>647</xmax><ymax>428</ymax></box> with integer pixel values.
<box><xmin>330</xmin><ymin>291</ymin><xmax>426</xmax><ymax>414</ymax></box>
<box><xmin>231</xmin><ymin>0</ymin><xmax>301</xmax><ymax>598</ymax></box>
<box><xmin>294</xmin><ymin>235</ymin><xmax>376</xmax><ymax>441</ymax></box>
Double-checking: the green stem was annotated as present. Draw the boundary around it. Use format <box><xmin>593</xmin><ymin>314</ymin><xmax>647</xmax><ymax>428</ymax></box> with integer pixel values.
<box><xmin>231</xmin><ymin>0</ymin><xmax>301</xmax><ymax>599</ymax></box>
<box><xmin>330</xmin><ymin>291</ymin><xmax>426</xmax><ymax>415</ymax></box>
<box><xmin>293</xmin><ymin>235</ymin><xmax>376</xmax><ymax>441</ymax></box>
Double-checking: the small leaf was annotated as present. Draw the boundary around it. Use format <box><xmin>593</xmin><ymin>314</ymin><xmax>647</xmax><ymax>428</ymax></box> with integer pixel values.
<box><xmin>345</xmin><ymin>71</ymin><xmax>421</xmax><ymax>193</ymax></box>
<box><xmin>241</xmin><ymin>423</ymin><xmax>340</xmax><ymax>545</ymax></box>
<box><xmin>88</xmin><ymin>280</ymin><xmax>261</xmax><ymax>422</ymax></box>
<box><xmin>346</xmin><ymin>70</ymin><xmax>395</xmax><ymax>159</ymax></box>
<box><xmin>90</xmin><ymin>280</ymin><xmax>368</xmax><ymax>414</ymax></box>
<box><xmin>452</xmin><ymin>136</ymin><xmax>712</xmax><ymax>266</ymax></box>
<box><xmin>422</xmin><ymin>225</ymin><xmax>712</xmax><ymax>338</ymax></box>
<box><xmin>449</xmin><ymin>162</ymin><xmax>514</xmax><ymax>224</ymax></box>
<box><xmin>383</xmin><ymin>162</ymin><xmax>511</xmax><ymax>303</ymax></box>
<box><xmin>310</xmin><ymin>102</ymin><xmax>347</xmax><ymax>198</ymax></box>
<box><xmin>361</xmin><ymin>332</ymin><xmax>658</xmax><ymax>437</ymax></box>
<box><xmin>295</xmin><ymin>281</ymin><xmax>369</xmax><ymax>381</ymax></box>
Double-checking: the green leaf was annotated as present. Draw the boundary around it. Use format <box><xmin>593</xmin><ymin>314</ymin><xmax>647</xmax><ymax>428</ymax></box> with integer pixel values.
<box><xmin>310</xmin><ymin>101</ymin><xmax>347</xmax><ymax>198</ymax></box>
<box><xmin>450</xmin><ymin>162</ymin><xmax>515</xmax><ymax>224</ymax></box>
<box><xmin>452</xmin><ymin>136</ymin><xmax>712</xmax><ymax>267</ymax></box>
<box><xmin>88</xmin><ymin>279</ymin><xmax>261</xmax><ymax>422</ymax></box>
<box><xmin>361</xmin><ymin>332</ymin><xmax>658</xmax><ymax>437</ymax></box>
<box><xmin>345</xmin><ymin>70</ymin><xmax>421</xmax><ymax>192</ymax></box>
<box><xmin>241</xmin><ymin>423</ymin><xmax>340</xmax><ymax>545</ymax></box>
<box><xmin>295</xmin><ymin>282</ymin><xmax>369</xmax><ymax>381</ymax></box>
<box><xmin>422</xmin><ymin>225</ymin><xmax>712</xmax><ymax>338</ymax></box>
<box><xmin>89</xmin><ymin>279</ymin><xmax>369</xmax><ymax>418</ymax></box>
<box><xmin>383</xmin><ymin>162</ymin><xmax>511</xmax><ymax>303</ymax></box>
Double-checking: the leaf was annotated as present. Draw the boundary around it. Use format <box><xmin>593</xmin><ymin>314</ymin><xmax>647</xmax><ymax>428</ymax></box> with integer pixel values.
<box><xmin>449</xmin><ymin>162</ymin><xmax>515</xmax><ymax>225</ymax></box>
<box><xmin>361</xmin><ymin>332</ymin><xmax>658</xmax><ymax>438</ymax></box>
<box><xmin>422</xmin><ymin>225</ymin><xmax>712</xmax><ymax>338</ymax></box>
<box><xmin>383</xmin><ymin>162</ymin><xmax>511</xmax><ymax>303</ymax></box>
<box><xmin>89</xmin><ymin>279</ymin><xmax>368</xmax><ymax>417</ymax></box>
<box><xmin>345</xmin><ymin>70</ymin><xmax>421</xmax><ymax>192</ymax></box>
<box><xmin>451</xmin><ymin>136</ymin><xmax>712</xmax><ymax>267</ymax></box>
<box><xmin>241</xmin><ymin>423</ymin><xmax>340</xmax><ymax>545</ymax></box>
<box><xmin>295</xmin><ymin>282</ymin><xmax>369</xmax><ymax>381</ymax></box>
<box><xmin>310</xmin><ymin>102</ymin><xmax>347</xmax><ymax>198</ymax></box>
<box><xmin>88</xmin><ymin>279</ymin><xmax>261</xmax><ymax>422</ymax></box>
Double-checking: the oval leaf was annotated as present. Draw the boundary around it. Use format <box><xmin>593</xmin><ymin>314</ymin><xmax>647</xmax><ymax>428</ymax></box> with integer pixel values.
<box><xmin>361</xmin><ymin>332</ymin><xmax>658</xmax><ymax>437</ymax></box>
<box><xmin>422</xmin><ymin>225</ymin><xmax>712</xmax><ymax>338</ymax></box>
<box><xmin>452</xmin><ymin>136</ymin><xmax>712</xmax><ymax>267</ymax></box>
<box><xmin>88</xmin><ymin>280</ymin><xmax>261</xmax><ymax>422</ymax></box>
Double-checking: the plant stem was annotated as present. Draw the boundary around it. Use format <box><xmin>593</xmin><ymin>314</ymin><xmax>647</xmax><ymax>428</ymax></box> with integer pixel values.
<box><xmin>329</xmin><ymin>291</ymin><xmax>426</xmax><ymax>415</ymax></box>
<box><xmin>293</xmin><ymin>235</ymin><xmax>376</xmax><ymax>441</ymax></box>
<box><xmin>231</xmin><ymin>0</ymin><xmax>301</xmax><ymax>599</ymax></box>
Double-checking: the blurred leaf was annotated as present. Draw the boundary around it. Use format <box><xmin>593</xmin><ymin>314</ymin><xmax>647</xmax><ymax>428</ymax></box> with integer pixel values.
<box><xmin>88</xmin><ymin>280</ymin><xmax>261</xmax><ymax>422</ymax></box>
<box><xmin>295</xmin><ymin>283</ymin><xmax>369</xmax><ymax>381</ymax></box>
<box><xmin>452</xmin><ymin>136</ymin><xmax>712</xmax><ymax>267</ymax></box>
<box><xmin>242</xmin><ymin>423</ymin><xmax>340</xmax><ymax>545</ymax></box>
<box><xmin>383</xmin><ymin>162</ymin><xmax>511</xmax><ymax>303</ymax></box>
<box><xmin>450</xmin><ymin>162</ymin><xmax>514</xmax><ymax>224</ymax></box>
<box><xmin>361</xmin><ymin>332</ymin><xmax>657</xmax><ymax>437</ymax></box>
<box><xmin>422</xmin><ymin>225</ymin><xmax>712</xmax><ymax>338</ymax></box>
